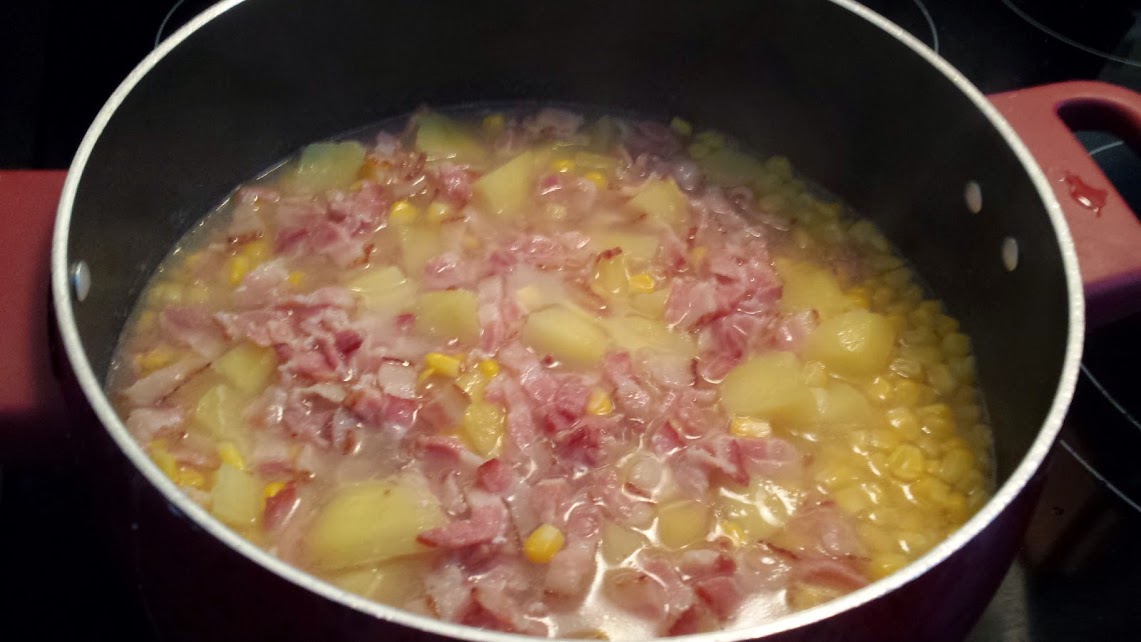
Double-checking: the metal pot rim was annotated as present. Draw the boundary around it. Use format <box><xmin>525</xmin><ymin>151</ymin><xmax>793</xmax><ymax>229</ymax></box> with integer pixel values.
<box><xmin>50</xmin><ymin>1</ymin><xmax>1085</xmax><ymax>639</ymax></box>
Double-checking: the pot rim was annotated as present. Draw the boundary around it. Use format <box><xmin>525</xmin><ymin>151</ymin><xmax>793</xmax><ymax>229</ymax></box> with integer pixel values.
<box><xmin>50</xmin><ymin>1</ymin><xmax>1085</xmax><ymax>640</ymax></box>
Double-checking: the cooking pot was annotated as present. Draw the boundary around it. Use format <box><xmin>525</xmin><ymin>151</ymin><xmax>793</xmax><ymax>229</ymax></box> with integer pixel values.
<box><xmin>6</xmin><ymin>0</ymin><xmax>1141</xmax><ymax>640</ymax></box>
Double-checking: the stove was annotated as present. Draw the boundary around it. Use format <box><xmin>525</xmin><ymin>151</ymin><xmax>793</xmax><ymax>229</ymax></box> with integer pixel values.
<box><xmin>1</xmin><ymin>1</ymin><xmax>1139</xmax><ymax>639</ymax></box>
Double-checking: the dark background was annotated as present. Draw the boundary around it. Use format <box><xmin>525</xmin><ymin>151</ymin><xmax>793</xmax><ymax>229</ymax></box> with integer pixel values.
<box><xmin>1</xmin><ymin>1</ymin><xmax>1140</xmax><ymax>640</ymax></box>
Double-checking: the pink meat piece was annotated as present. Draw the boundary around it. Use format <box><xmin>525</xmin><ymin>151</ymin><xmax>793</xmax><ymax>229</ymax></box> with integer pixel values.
<box><xmin>125</xmin><ymin>406</ymin><xmax>184</xmax><ymax>442</ymax></box>
<box><xmin>686</xmin><ymin>435</ymin><xmax>749</xmax><ymax>486</ymax></box>
<box><xmin>640</xmin><ymin>552</ymin><xmax>697</xmax><ymax>616</ymax></box>
<box><xmin>476</xmin><ymin>277</ymin><xmax>524</xmax><ymax>354</ymax></box>
<box><xmin>601</xmin><ymin>351</ymin><xmax>653</xmax><ymax>421</ymax></box>
<box><xmin>425</xmin><ymin>565</ymin><xmax>473</xmax><ymax>621</ymax></box>
<box><xmin>250</xmin><ymin>435</ymin><xmax>294</xmax><ymax>479</ymax></box>
<box><xmin>233</xmin><ymin>259</ymin><xmax>289</xmax><ymax>308</ymax></box>
<box><xmin>376</xmin><ymin>362</ymin><xmax>417</xmax><ymax>399</ymax></box>
<box><xmin>121</xmin><ymin>356</ymin><xmax>207</xmax><ymax>406</ymax></box>
<box><xmin>530</xmin><ymin>477</ymin><xmax>571</xmax><ymax>527</ymax></box>
<box><xmin>780</xmin><ymin>503</ymin><xmax>867</xmax><ymax>560</ymax></box>
<box><xmin>792</xmin><ymin>557</ymin><xmax>869</xmax><ymax>592</ymax></box>
<box><xmin>603</xmin><ymin>568</ymin><xmax>670</xmax><ymax>620</ymax></box>
<box><xmin>620</xmin><ymin>120</ymin><xmax>683</xmax><ymax>158</ymax></box>
<box><xmin>263</xmin><ymin>482</ymin><xmax>300</xmax><ymax>532</ymax></box>
<box><xmin>476</xmin><ymin>458</ymin><xmax>516</xmax><ymax>496</ymax></box>
<box><xmin>678</xmin><ymin>548</ymin><xmax>737</xmax><ymax>581</ymax></box>
<box><xmin>738</xmin><ymin>436</ymin><xmax>804</xmax><ymax>480</ymax></box>
<box><xmin>523</xmin><ymin>108</ymin><xmax>584</xmax><ymax>140</ymax></box>
<box><xmin>418</xmin><ymin>492</ymin><xmax>509</xmax><ymax>549</ymax></box>
<box><xmin>694</xmin><ymin>575</ymin><xmax>744</xmax><ymax>621</ymax></box>
<box><xmin>348</xmin><ymin>386</ymin><xmax>416</xmax><ymax>431</ymax></box>
<box><xmin>429</xmin><ymin>162</ymin><xmax>475</xmax><ymax>206</ymax></box>
<box><xmin>665</xmin><ymin>278</ymin><xmax>722</xmax><ymax>330</ymax></box>
<box><xmin>668</xmin><ymin>603</ymin><xmax>720</xmax><ymax>636</ymax></box>
<box><xmin>421</xmin><ymin>252</ymin><xmax>473</xmax><ymax>291</ymax></box>
<box><xmin>544</xmin><ymin>543</ymin><xmax>595</xmax><ymax>598</ymax></box>
<box><xmin>160</xmin><ymin>306</ymin><xmax>228</xmax><ymax>359</ymax></box>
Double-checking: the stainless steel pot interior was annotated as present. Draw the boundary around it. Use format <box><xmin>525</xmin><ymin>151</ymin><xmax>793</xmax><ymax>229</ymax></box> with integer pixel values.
<box><xmin>51</xmin><ymin>0</ymin><xmax>1084</xmax><ymax>640</ymax></box>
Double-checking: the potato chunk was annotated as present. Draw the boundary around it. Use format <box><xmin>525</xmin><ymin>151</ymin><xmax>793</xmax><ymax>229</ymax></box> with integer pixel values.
<box><xmin>194</xmin><ymin>383</ymin><xmax>248</xmax><ymax>441</ymax></box>
<box><xmin>212</xmin><ymin>463</ymin><xmax>263</xmax><ymax>527</ymax></box>
<box><xmin>462</xmin><ymin>402</ymin><xmax>505</xmax><ymax>458</ymax></box>
<box><xmin>415</xmin><ymin>290</ymin><xmax>480</xmax><ymax>344</ymax></box>
<box><xmin>657</xmin><ymin>499</ymin><xmax>711</xmax><ymax>549</ymax></box>
<box><xmin>307</xmin><ymin>476</ymin><xmax>447</xmax><ymax>571</ymax></box>
<box><xmin>601</xmin><ymin>521</ymin><xmax>649</xmax><ymax>564</ymax></box>
<box><xmin>775</xmin><ymin>259</ymin><xmax>850</xmax><ymax>318</ymax></box>
<box><xmin>589</xmin><ymin>229</ymin><xmax>660</xmax><ymax>264</ymax></box>
<box><xmin>330</xmin><ymin>556</ymin><xmax>432</xmax><ymax>606</ymax></box>
<box><xmin>474</xmin><ymin>151</ymin><xmax>536</xmax><ymax>216</ymax></box>
<box><xmin>720</xmin><ymin>352</ymin><xmax>813</xmax><ymax>423</ymax></box>
<box><xmin>697</xmin><ymin>148</ymin><xmax>766</xmax><ymax>187</ymax></box>
<box><xmin>347</xmin><ymin>265</ymin><xmax>416</xmax><ymax>316</ymax></box>
<box><xmin>414</xmin><ymin>113</ymin><xmax>488</xmax><ymax>165</ymax></box>
<box><xmin>287</xmin><ymin>141</ymin><xmax>366</xmax><ymax>193</ymax></box>
<box><xmin>626</xmin><ymin>178</ymin><xmax>688</xmax><ymax>227</ymax></box>
<box><xmin>397</xmin><ymin>225</ymin><xmax>443</xmax><ymax>277</ymax></box>
<box><xmin>211</xmin><ymin>343</ymin><xmax>277</xmax><ymax>394</ymax></box>
<box><xmin>605</xmin><ymin>315</ymin><xmax>695</xmax><ymax>357</ymax></box>
<box><xmin>521</xmin><ymin>306</ymin><xmax>608</xmax><ymax>367</ymax></box>
<box><xmin>803</xmin><ymin>309</ymin><xmax>896</xmax><ymax>379</ymax></box>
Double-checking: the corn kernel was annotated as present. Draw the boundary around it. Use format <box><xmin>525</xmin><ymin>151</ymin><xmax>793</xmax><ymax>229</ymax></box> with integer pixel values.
<box><xmin>902</xmin><ymin>327</ymin><xmax>938</xmax><ymax>347</ymax></box>
<box><xmin>720</xmin><ymin>520</ymin><xmax>748</xmax><ymax>546</ymax></box>
<box><xmin>523</xmin><ymin>523</ymin><xmax>565</xmax><ymax>564</ymax></box>
<box><xmin>583</xmin><ymin>171</ymin><xmax>608</xmax><ymax>189</ymax></box>
<box><xmin>912</xmin><ymin>476</ymin><xmax>953</xmax><ymax>506</ymax></box>
<box><xmin>730</xmin><ymin>416</ymin><xmax>772</xmax><ymax>439</ymax></box>
<box><xmin>174</xmin><ymin>467</ymin><xmax>207</xmax><ymax>489</ymax></box>
<box><xmin>870</xmin><ymin>428</ymin><xmax>901</xmax><ymax>451</ymax></box>
<box><xmin>218</xmin><ymin>442</ymin><xmax>246</xmax><ymax>470</ymax></box>
<box><xmin>462</xmin><ymin>233</ymin><xmax>480</xmax><ymax>250</ymax></box>
<box><xmin>148</xmin><ymin>282</ymin><xmax>185</xmax><ymax>305</ymax></box>
<box><xmin>833</xmin><ymin>484</ymin><xmax>872</xmax><ymax>515</ymax></box>
<box><xmin>628</xmin><ymin>273</ymin><xmax>656</xmax><ymax>294</ymax></box>
<box><xmin>478</xmin><ymin>359</ymin><xmax>500</xmax><ymax>378</ymax></box>
<box><xmin>482</xmin><ymin>113</ymin><xmax>506</xmax><ymax>134</ymax></box>
<box><xmin>241</xmin><ymin>239</ymin><xmax>270</xmax><ymax>260</ymax></box>
<box><xmin>424</xmin><ymin>201</ymin><xmax>453</xmax><ymax>225</ymax></box>
<box><xmin>896</xmin><ymin>531</ymin><xmax>931</xmax><ymax>555</ymax></box>
<box><xmin>136</xmin><ymin>346</ymin><xmax>176</xmax><ymax>372</ymax></box>
<box><xmin>872</xmin><ymin>286</ymin><xmax>895</xmax><ymax>308</ymax></box>
<box><xmin>424</xmin><ymin>353</ymin><xmax>462</xmax><ymax>378</ymax></box>
<box><xmin>885</xmin><ymin>407</ymin><xmax>922</xmax><ymax>441</ymax></box>
<box><xmin>936</xmin><ymin>448</ymin><xmax>974</xmax><ymax>485</ymax></box>
<box><xmin>388</xmin><ymin>199</ymin><xmax>419</xmax><ymax>225</ymax></box>
<box><xmin>846</xmin><ymin>287</ymin><xmax>871</xmax><ymax>309</ymax></box>
<box><xmin>264</xmin><ymin>481</ymin><xmax>287</xmax><ymax>498</ymax></box>
<box><xmin>868</xmin><ymin>553</ymin><xmax>909</xmax><ymax>579</ymax></box>
<box><xmin>693</xmin><ymin>130</ymin><xmax>727</xmax><ymax>150</ymax></box>
<box><xmin>888</xmin><ymin>444</ymin><xmax>925</xmax><ymax>481</ymax></box>
<box><xmin>287</xmin><ymin>271</ymin><xmax>305</xmax><ymax>286</ymax></box>
<box><xmin>942</xmin><ymin>332</ymin><xmax>971</xmax><ymax>358</ymax></box>
<box><xmin>949</xmin><ymin>355</ymin><xmax>977</xmax><ymax>385</ymax></box>
<box><xmin>933</xmin><ymin>313</ymin><xmax>960</xmax><ymax>337</ymax></box>
<box><xmin>586</xmin><ymin>388</ymin><xmax>613</xmax><ymax>416</ymax></box>
<box><xmin>184</xmin><ymin>251</ymin><xmax>206</xmax><ymax>269</ymax></box>
<box><xmin>926</xmin><ymin>364</ymin><xmax>956</xmax><ymax>396</ymax></box>
<box><xmin>227</xmin><ymin>255</ymin><xmax>253</xmax><ymax>285</ymax></box>
<box><xmin>893</xmin><ymin>379</ymin><xmax>922</xmax><ymax>406</ymax></box>
<box><xmin>669</xmin><ymin>117</ymin><xmax>693</xmax><ymax>137</ymax></box>
<box><xmin>689</xmin><ymin>246</ymin><xmax>708</xmax><ymax>265</ymax></box>
<box><xmin>867</xmin><ymin>376</ymin><xmax>893</xmax><ymax>404</ymax></box>
<box><xmin>550</xmin><ymin>158</ymin><xmax>576</xmax><ymax>173</ymax></box>
<box><xmin>889</xmin><ymin>357</ymin><xmax>924</xmax><ymax>380</ymax></box>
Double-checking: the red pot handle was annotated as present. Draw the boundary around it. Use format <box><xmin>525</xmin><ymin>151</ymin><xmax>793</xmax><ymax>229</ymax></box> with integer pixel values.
<box><xmin>0</xmin><ymin>171</ymin><xmax>69</xmax><ymax>462</ymax></box>
<box><xmin>990</xmin><ymin>81</ymin><xmax>1141</xmax><ymax>328</ymax></box>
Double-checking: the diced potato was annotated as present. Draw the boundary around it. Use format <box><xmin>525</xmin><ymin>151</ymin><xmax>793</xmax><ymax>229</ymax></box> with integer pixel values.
<box><xmin>589</xmin><ymin>229</ymin><xmax>661</xmax><ymax>264</ymax></box>
<box><xmin>720</xmin><ymin>352</ymin><xmax>814</xmax><ymax>423</ymax></box>
<box><xmin>211</xmin><ymin>343</ymin><xmax>277</xmax><ymax>394</ymax></box>
<box><xmin>415</xmin><ymin>290</ymin><xmax>480</xmax><ymax>344</ymax></box>
<box><xmin>775</xmin><ymin>259</ymin><xmax>850</xmax><ymax>318</ymax></box>
<box><xmin>657</xmin><ymin>499</ymin><xmax>711</xmax><ymax>549</ymax></box>
<box><xmin>307</xmin><ymin>476</ymin><xmax>448</xmax><ymax>571</ymax></box>
<box><xmin>592</xmin><ymin>252</ymin><xmax>630</xmax><ymax>298</ymax></box>
<box><xmin>601</xmin><ymin>521</ymin><xmax>649</xmax><ymax>564</ymax></box>
<box><xmin>521</xmin><ymin>306</ymin><xmax>609</xmax><ymax>367</ymax></box>
<box><xmin>347</xmin><ymin>265</ymin><xmax>417</xmax><ymax>316</ymax></box>
<box><xmin>785</xmin><ymin>381</ymin><xmax>878</xmax><ymax>430</ymax></box>
<box><xmin>627</xmin><ymin>178</ymin><xmax>689</xmax><ymax>228</ymax></box>
<box><xmin>462</xmin><ymin>402</ymin><xmax>505</xmax><ymax>457</ymax></box>
<box><xmin>717</xmin><ymin>482</ymin><xmax>796</xmax><ymax>543</ymax></box>
<box><xmin>397</xmin><ymin>225</ymin><xmax>443</xmax><ymax>276</ymax></box>
<box><xmin>474</xmin><ymin>151</ymin><xmax>536</xmax><ymax>217</ymax></box>
<box><xmin>605</xmin><ymin>315</ymin><xmax>695</xmax><ymax>357</ymax></box>
<box><xmin>574</xmin><ymin>150</ymin><xmax>620</xmax><ymax>173</ymax></box>
<box><xmin>331</xmin><ymin>556</ymin><xmax>432</xmax><ymax>606</ymax></box>
<box><xmin>287</xmin><ymin>141</ymin><xmax>367</xmax><ymax>193</ymax></box>
<box><xmin>804</xmin><ymin>309</ymin><xmax>896</xmax><ymax>379</ymax></box>
<box><xmin>194</xmin><ymin>384</ymin><xmax>249</xmax><ymax>441</ymax></box>
<box><xmin>212</xmin><ymin>463</ymin><xmax>263</xmax><ymax>527</ymax></box>
<box><xmin>413</xmin><ymin>113</ymin><xmax>488</xmax><ymax>165</ymax></box>
<box><xmin>631</xmin><ymin>290</ymin><xmax>669</xmax><ymax>319</ymax></box>
<box><xmin>697</xmin><ymin>147</ymin><xmax>767</xmax><ymax>187</ymax></box>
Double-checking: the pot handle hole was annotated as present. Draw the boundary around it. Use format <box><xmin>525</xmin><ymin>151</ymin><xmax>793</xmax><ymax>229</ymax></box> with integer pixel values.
<box><xmin>990</xmin><ymin>81</ymin><xmax>1141</xmax><ymax>329</ymax></box>
<box><xmin>0</xmin><ymin>171</ymin><xmax>71</xmax><ymax>463</ymax></box>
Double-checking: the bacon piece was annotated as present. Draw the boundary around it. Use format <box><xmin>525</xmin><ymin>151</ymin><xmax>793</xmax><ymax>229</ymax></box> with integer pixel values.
<box><xmin>125</xmin><ymin>406</ymin><xmax>183</xmax><ymax>441</ymax></box>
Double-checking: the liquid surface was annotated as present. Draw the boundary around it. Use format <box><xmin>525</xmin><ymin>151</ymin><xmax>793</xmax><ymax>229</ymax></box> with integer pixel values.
<box><xmin>111</xmin><ymin>108</ymin><xmax>993</xmax><ymax>639</ymax></box>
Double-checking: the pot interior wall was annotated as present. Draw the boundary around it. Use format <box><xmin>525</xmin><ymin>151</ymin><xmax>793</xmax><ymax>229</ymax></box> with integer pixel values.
<box><xmin>65</xmin><ymin>0</ymin><xmax>1071</xmax><ymax>484</ymax></box>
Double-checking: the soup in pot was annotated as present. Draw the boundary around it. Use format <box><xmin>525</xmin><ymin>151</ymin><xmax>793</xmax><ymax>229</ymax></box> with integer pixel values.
<box><xmin>110</xmin><ymin>108</ymin><xmax>992</xmax><ymax>639</ymax></box>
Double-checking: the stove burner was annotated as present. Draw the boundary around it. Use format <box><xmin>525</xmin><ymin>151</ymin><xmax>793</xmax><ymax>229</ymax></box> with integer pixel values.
<box><xmin>1003</xmin><ymin>0</ymin><xmax>1141</xmax><ymax>68</ymax></box>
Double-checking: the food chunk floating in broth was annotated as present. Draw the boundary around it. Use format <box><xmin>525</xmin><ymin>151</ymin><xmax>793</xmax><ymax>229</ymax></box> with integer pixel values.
<box><xmin>112</xmin><ymin>107</ymin><xmax>993</xmax><ymax>638</ymax></box>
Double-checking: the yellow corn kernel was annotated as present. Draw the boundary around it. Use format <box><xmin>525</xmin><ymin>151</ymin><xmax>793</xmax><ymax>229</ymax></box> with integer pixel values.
<box><xmin>846</xmin><ymin>287</ymin><xmax>871</xmax><ymax>309</ymax></box>
<box><xmin>902</xmin><ymin>326</ymin><xmax>938</xmax><ymax>347</ymax></box>
<box><xmin>136</xmin><ymin>346</ymin><xmax>176</xmax><ymax>372</ymax></box>
<box><xmin>218</xmin><ymin>441</ymin><xmax>246</xmax><ymax>470</ymax></box>
<box><xmin>893</xmin><ymin>379</ymin><xmax>922</xmax><ymax>406</ymax></box>
<box><xmin>388</xmin><ymin>199</ymin><xmax>419</xmax><ymax>225</ymax></box>
<box><xmin>424</xmin><ymin>201</ymin><xmax>453</xmax><ymax>225</ymax></box>
<box><xmin>868</xmin><ymin>553</ymin><xmax>909</xmax><ymax>579</ymax></box>
<box><xmin>912</xmin><ymin>476</ymin><xmax>954</xmax><ymax>507</ymax></box>
<box><xmin>148</xmin><ymin>440</ymin><xmax>177</xmax><ymax>478</ymax></box>
<box><xmin>885</xmin><ymin>407</ymin><xmax>922</xmax><ymax>441</ymax></box>
<box><xmin>551</xmin><ymin>158</ymin><xmax>576</xmax><ymax>173</ymax></box>
<box><xmin>669</xmin><ymin>117</ymin><xmax>693</xmax><ymax>137</ymax></box>
<box><xmin>477</xmin><ymin>359</ymin><xmax>500</xmax><ymax>378</ymax></box>
<box><xmin>523</xmin><ymin>524</ymin><xmax>565</xmax><ymax>564</ymax></box>
<box><xmin>174</xmin><ymin>467</ymin><xmax>207</xmax><ymax>489</ymax></box>
<box><xmin>583</xmin><ymin>171</ymin><xmax>608</xmax><ymax>189</ymax></box>
<box><xmin>942</xmin><ymin>332</ymin><xmax>971</xmax><ymax>358</ymax></box>
<box><xmin>462</xmin><ymin>233</ymin><xmax>480</xmax><ymax>250</ymax></box>
<box><xmin>720</xmin><ymin>520</ymin><xmax>747</xmax><ymax>546</ymax></box>
<box><xmin>148</xmin><ymin>282</ymin><xmax>185</xmax><ymax>306</ymax></box>
<box><xmin>694</xmin><ymin>130</ymin><xmax>727</xmax><ymax>150</ymax></box>
<box><xmin>833</xmin><ymin>484</ymin><xmax>873</xmax><ymax>515</ymax></box>
<box><xmin>730</xmin><ymin>416</ymin><xmax>772</xmax><ymax>439</ymax></box>
<box><xmin>424</xmin><ymin>353</ymin><xmax>462</xmax><ymax>379</ymax></box>
<box><xmin>871</xmin><ymin>286</ymin><xmax>895</xmax><ymax>308</ymax></box>
<box><xmin>888</xmin><ymin>444</ymin><xmax>925</xmax><ymax>481</ymax></box>
<box><xmin>184</xmin><ymin>251</ymin><xmax>206</xmax><ymax>270</ymax></box>
<box><xmin>287</xmin><ymin>271</ymin><xmax>305</xmax><ymax>286</ymax></box>
<box><xmin>135</xmin><ymin>310</ymin><xmax>157</xmax><ymax>332</ymax></box>
<box><xmin>867</xmin><ymin>376</ymin><xmax>893</xmax><ymax>404</ymax></box>
<box><xmin>802</xmin><ymin>361</ymin><xmax>828</xmax><ymax>388</ymax></box>
<box><xmin>482</xmin><ymin>113</ymin><xmax>506</xmax><ymax>134</ymax></box>
<box><xmin>933</xmin><ymin>313</ymin><xmax>960</xmax><ymax>337</ymax></box>
<box><xmin>689</xmin><ymin>246</ymin><xmax>708</xmax><ymax>265</ymax></box>
<box><xmin>926</xmin><ymin>363</ymin><xmax>956</xmax><ymax>396</ymax></box>
<box><xmin>628</xmin><ymin>273</ymin><xmax>656</xmax><ymax>294</ymax></box>
<box><xmin>227</xmin><ymin>255</ymin><xmax>253</xmax><ymax>286</ymax></box>
<box><xmin>586</xmin><ymin>388</ymin><xmax>613</xmax><ymax>416</ymax></box>
<box><xmin>935</xmin><ymin>448</ymin><xmax>974</xmax><ymax>486</ymax></box>
<box><xmin>869</xmin><ymin>428</ymin><xmax>901</xmax><ymax>451</ymax></box>
<box><xmin>264</xmin><ymin>481</ymin><xmax>287</xmax><ymax>498</ymax></box>
<box><xmin>241</xmin><ymin>238</ymin><xmax>270</xmax><ymax>260</ymax></box>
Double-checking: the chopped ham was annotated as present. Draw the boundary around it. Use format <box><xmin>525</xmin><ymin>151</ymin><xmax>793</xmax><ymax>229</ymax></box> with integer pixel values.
<box><xmin>125</xmin><ymin>406</ymin><xmax>183</xmax><ymax>441</ymax></box>
<box><xmin>121</xmin><ymin>356</ymin><xmax>207</xmax><ymax>406</ymax></box>
<box><xmin>418</xmin><ymin>492</ymin><xmax>509</xmax><ymax>549</ymax></box>
<box><xmin>160</xmin><ymin>306</ymin><xmax>228</xmax><ymax>359</ymax></box>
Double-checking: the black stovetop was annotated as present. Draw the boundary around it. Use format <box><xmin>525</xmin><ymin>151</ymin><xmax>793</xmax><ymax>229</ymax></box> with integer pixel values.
<box><xmin>2</xmin><ymin>1</ymin><xmax>1140</xmax><ymax>639</ymax></box>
